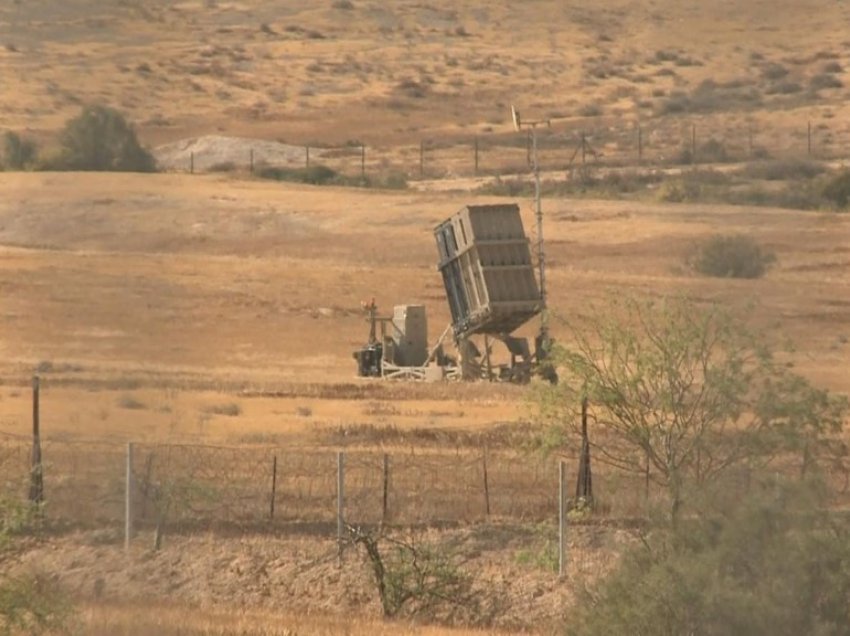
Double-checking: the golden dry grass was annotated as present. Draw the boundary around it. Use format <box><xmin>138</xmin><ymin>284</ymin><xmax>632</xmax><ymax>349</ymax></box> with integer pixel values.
<box><xmin>2</xmin><ymin>0</ymin><xmax>850</xmax><ymax>161</ymax></box>
<box><xmin>77</xmin><ymin>601</ymin><xmax>508</xmax><ymax>635</ymax></box>
<box><xmin>3</xmin><ymin>3</ymin><xmax>849</xmax><ymax>631</ymax></box>
<box><xmin>0</xmin><ymin>172</ymin><xmax>848</xmax><ymax>445</ymax></box>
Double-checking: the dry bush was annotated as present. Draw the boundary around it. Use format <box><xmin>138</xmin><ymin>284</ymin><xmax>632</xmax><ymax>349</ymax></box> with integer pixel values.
<box><xmin>579</xmin><ymin>103</ymin><xmax>603</xmax><ymax>117</ymax></box>
<box><xmin>660</xmin><ymin>79</ymin><xmax>762</xmax><ymax>115</ymax></box>
<box><xmin>765</xmin><ymin>80</ymin><xmax>803</xmax><ymax>95</ymax></box>
<box><xmin>821</xmin><ymin>170</ymin><xmax>850</xmax><ymax>209</ymax></box>
<box><xmin>741</xmin><ymin>159</ymin><xmax>826</xmax><ymax>181</ymax></box>
<box><xmin>810</xmin><ymin>73</ymin><xmax>843</xmax><ymax>91</ymax></box>
<box><xmin>760</xmin><ymin>62</ymin><xmax>789</xmax><ymax>80</ymax></box>
<box><xmin>347</xmin><ymin>525</ymin><xmax>479</xmax><ymax>622</ymax></box>
<box><xmin>118</xmin><ymin>394</ymin><xmax>147</xmax><ymax>410</ymax></box>
<box><xmin>1</xmin><ymin>131</ymin><xmax>37</xmax><ymax>170</ymax></box>
<box><xmin>203</xmin><ymin>402</ymin><xmax>242</xmax><ymax>417</ymax></box>
<box><xmin>689</xmin><ymin>234</ymin><xmax>776</xmax><ymax>278</ymax></box>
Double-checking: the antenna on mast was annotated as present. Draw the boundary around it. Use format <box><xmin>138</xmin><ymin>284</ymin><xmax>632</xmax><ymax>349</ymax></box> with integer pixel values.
<box><xmin>510</xmin><ymin>105</ymin><xmax>551</xmax><ymax>356</ymax></box>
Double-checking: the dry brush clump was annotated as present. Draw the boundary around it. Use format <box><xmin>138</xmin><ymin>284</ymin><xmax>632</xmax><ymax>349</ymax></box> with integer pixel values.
<box><xmin>346</xmin><ymin>525</ymin><xmax>481</xmax><ymax>624</ymax></box>
<box><xmin>688</xmin><ymin>233</ymin><xmax>776</xmax><ymax>279</ymax></box>
<box><xmin>1</xmin><ymin>131</ymin><xmax>38</xmax><ymax>170</ymax></box>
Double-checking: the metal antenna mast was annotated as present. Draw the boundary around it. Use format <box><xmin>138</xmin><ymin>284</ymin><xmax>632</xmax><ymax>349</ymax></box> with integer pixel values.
<box><xmin>512</xmin><ymin>105</ymin><xmax>551</xmax><ymax>346</ymax></box>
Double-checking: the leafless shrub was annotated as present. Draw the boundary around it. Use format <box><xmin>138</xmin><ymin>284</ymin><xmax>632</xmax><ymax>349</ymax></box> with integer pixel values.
<box><xmin>118</xmin><ymin>395</ymin><xmax>146</xmax><ymax>410</ymax></box>
<box><xmin>810</xmin><ymin>73</ymin><xmax>843</xmax><ymax>91</ymax></box>
<box><xmin>203</xmin><ymin>402</ymin><xmax>242</xmax><ymax>417</ymax></box>
<box><xmin>761</xmin><ymin>62</ymin><xmax>789</xmax><ymax>80</ymax></box>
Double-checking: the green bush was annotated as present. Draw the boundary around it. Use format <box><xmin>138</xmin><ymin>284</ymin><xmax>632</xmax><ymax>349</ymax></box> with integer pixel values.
<box><xmin>258</xmin><ymin>164</ymin><xmax>407</xmax><ymax>189</ymax></box>
<box><xmin>1</xmin><ymin>132</ymin><xmax>38</xmax><ymax>170</ymax></box>
<box><xmin>690</xmin><ymin>233</ymin><xmax>775</xmax><ymax>278</ymax></box>
<box><xmin>55</xmin><ymin>105</ymin><xmax>156</xmax><ymax>172</ymax></box>
<box><xmin>741</xmin><ymin>159</ymin><xmax>826</xmax><ymax>181</ymax></box>
<box><xmin>0</xmin><ymin>573</ymin><xmax>72</xmax><ymax>634</ymax></box>
<box><xmin>258</xmin><ymin>164</ymin><xmax>338</xmax><ymax>185</ymax></box>
<box><xmin>568</xmin><ymin>481</ymin><xmax>850</xmax><ymax>636</ymax></box>
<box><xmin>821</xmin><ymin>170</ymin><xmax>850</xmax><ymax>209</ymax></box>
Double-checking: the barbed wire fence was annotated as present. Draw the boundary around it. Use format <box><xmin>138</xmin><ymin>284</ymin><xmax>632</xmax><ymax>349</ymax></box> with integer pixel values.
<box><xmin>0</xmin><ymin>432</ymin><xmax>657</xmax><ymax>538</ymax></box>
<box><xmin>173</xmin><ymin>115</ymin><xmax>850</xmax><ymax>181</ymax></box>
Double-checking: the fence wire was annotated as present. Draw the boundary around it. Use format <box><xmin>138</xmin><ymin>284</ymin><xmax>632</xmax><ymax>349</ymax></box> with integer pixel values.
<box><xmin>2</xmin><ymin>433</ymin><xmax>848</xmax><ymax>533</ymax></box>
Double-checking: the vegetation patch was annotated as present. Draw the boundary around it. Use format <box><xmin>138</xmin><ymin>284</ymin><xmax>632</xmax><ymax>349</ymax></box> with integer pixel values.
<box><xmin>258</xmin><ymin>164</ymin><xmax>407</xmax><ymax>189</ymax></box>
<box><xmin>1</xmin><ymin>132</ymin><xmax>37</xmax><ymax>170</ymax></box>
<box><xmin>118</xmin><ymin>394</ymin><xmax>147</xmax><ymax>410</ymax></box>
<box><xmin>658</xmin><ymin>79</ymin><xmax>761</xmax><ymax>115</ymax></box>
<box><xmin>202</xmin><ymin>402</ymin><xmax>242</xmax><ymax>417</ymax></box>
<box><xmin>49</xmin><ymin>105</ymin><xmax>156</xmax><ymax>172</ymax></box>
<box><xmin>688</xmin><ymin>233</ymin><xmax>776</xmax><ymax>279</ymax></box>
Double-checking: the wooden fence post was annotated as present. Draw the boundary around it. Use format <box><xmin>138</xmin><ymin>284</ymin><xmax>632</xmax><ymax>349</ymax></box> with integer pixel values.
<box><xmin>29</xmin><ymin>375</ymin><xmax>43</xmax><ymax>505</ymax></box>
<box><xmin>474</xmin><ymin>136</ymin><xmax>479</xmax><ymax>174</ymax></box>
<box><xmin>337</xmin><ymin>451</ymin><xmax>345</xmax><ymax>564</ymax></box>
<box><xmin>190</xmin><ymin>151</ymin><xmax>194</xmax><ymax>174</ymax></box>
<box><xmin>125</xmin><ymin>442</ymin><xmax>134</xmax><ymax>551</ymax></box>
<box><xmin>691</xmin><ymin>123</ymin><xmax>697</xmax><ymax>164</ymax></box>
<box><xmin>808</xmin><ymin>121</ymin><xmax>812</xmax><ymax>157</ymax></box>
<box><xmin>305</xmin><ymin>145</ymin><xmax>310</xmax><ymax>168</ymax></box>
<box><xmin>381</xmin><ymin>453</ymin><xmax>389</xmax><ymax>526</ymax></box>
<box><xmin>360</xmin><ymin>145</ymin><xmax>366</xmax><ymax>180</ymax></box>
<box><xmin>249</xmin><ymin>148</ymin><xmax>254</xmax><ymax>173</ymax></box>
<box><xmin>637</xmin><ymin>124</ymin><xmax>643</xmax><ymax>163</ymax></box>
<box><xmin>270</xmin><ymin>454</ymin><xmax>277</xmax><ymax>521</ymax></box>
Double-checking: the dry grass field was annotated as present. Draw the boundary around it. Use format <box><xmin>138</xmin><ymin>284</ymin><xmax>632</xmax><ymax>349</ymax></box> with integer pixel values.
<box><xmin>2</xmin><ymin>0</ymin><xmax>850</xmax><ymax>633</ymax></box>
<box><xmin>3</xmin><ymin>0</ymin><xmax>850</xmax><ymax>158</ymax></box>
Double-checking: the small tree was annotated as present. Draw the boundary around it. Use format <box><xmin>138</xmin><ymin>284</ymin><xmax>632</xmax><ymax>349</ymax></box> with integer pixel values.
<box><xmin>536</xmin><ymin>297</ymin><xmax>847</xmax><ymax>523</ymax></box>
<box><xmin>1</xmin><ymin>132</ymin><xmax>37</xmax><ymax>170</ymax></box>
<box><xmin>57</xmin><ymin>105</ymin><xmax>156</xmax><ymax>172</ymax></box>
<box><xmin>347</xmin><ymin>525</ymin><xmax>478</xmax><ymax>621</ymax></box>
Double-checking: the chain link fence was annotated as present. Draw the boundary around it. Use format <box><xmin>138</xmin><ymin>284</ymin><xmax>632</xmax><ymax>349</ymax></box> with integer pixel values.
<box><xmin>169</xmin><ymin>115</ymin><xmax>850</xmax><ymax>181</ymax></box>
<box><xmin>0</xmin><ymin>433</ymin><xmax>658</xmax><ymax>534</ymax></box>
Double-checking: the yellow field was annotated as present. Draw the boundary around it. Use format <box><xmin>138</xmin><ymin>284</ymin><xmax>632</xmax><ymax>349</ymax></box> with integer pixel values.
<box><xmin>79</xmin><ymin>602</ymin><xmax>507</xmax><ymax>635</ymax></box>
<box><xmin>3</xmin><ymin>0</ymin><xmax>850</xmax><ymax>158</ymax></box>
<box><xmin>2</xmin><ymin>1</ymin><xmax>850</xmax><ymax>632</ymax></box>
<box><xmin>0</xmin><ymin>172</ymin><xmax>848</xmax><ymax>447</ymax></box>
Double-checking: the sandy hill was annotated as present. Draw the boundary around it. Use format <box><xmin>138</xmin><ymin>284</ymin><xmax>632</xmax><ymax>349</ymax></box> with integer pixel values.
<box><xmin>2</xmin><ymin>0</ymin><xmax>850</xmax><ymax>156</ymax></box>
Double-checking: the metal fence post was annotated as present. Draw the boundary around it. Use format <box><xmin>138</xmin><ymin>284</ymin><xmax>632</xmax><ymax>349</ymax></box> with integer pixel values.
<box><xmin>270</xmin><ymin>454</ymin><xmax>277</xmax><ymax>521</ymax></box>
<box><xmin>125</xmin><ymin>442</ymin><xmax>134</xmax><ymax>551</ymax></box>
<box><xmin>381</xmin><ymin>453</ymin><xmax>390</xmax><ymax>526</ymax></box>
<box><xmin>337</xmin><ymin>451</ymin><xmax>345</xmax><ymax>564</ymax></box>
<box><xmin>558</xmin><ymin>459</ymin><xmax>567</xmax><ymax>579</ymax></box>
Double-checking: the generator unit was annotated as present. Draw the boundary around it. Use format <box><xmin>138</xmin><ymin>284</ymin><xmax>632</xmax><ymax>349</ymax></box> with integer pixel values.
<box><xmin>353</xmin><ymin>301</ymin><xmax>440</xmax><ymax>379</ymax></box>
<box><xmin>434</xmin><ymin>204</ymin><xmax>541</xmax><ymax>338</ymax></box>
